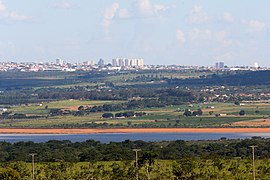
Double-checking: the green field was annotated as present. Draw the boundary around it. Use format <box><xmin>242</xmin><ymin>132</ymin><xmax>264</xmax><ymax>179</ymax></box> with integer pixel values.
<box><xmin>9</xmin><ymin>100</ymin><xmax>123</xmax><ymax>114</ymax></box>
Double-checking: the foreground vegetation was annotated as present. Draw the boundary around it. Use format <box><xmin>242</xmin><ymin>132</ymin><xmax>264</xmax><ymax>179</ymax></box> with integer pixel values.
<box><xmin>2</xmin><ymin>159</ymin><xmax>270</xmax><ymax>179</ymax></box>
<box><xmin>0</xmin><ymin>137</ymin><xmax>270</xmax><ymax>179</ymax></box>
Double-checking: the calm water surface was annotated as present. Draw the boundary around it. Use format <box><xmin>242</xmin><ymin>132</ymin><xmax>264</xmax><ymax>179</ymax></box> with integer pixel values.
<box><xmin>0</xmin><ymin>132</ymin><xmax>270</xmax><ymax>143</ymax></box>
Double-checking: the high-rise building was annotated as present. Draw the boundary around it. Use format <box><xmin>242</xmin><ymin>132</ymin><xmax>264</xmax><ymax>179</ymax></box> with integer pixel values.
<box><xmin>112</xmin><ymin>59</ymin><xmax>117</xmax><ymax>66</ymax></box>
<box><xmin>137</xmin><ymin>59</ymin><xmax>144</xmax><ymax>66</ymax></box>
<box><xmin>215</xmin><ymin>62</ymin><xmax>225</xmax><ymax>69</ymax></box>
<box><xmin>118</xmin><ymin>58</ymin><xmax>124</xmax><ymax>66</ymax></box>
<box><xmin>124</xmin><ymin>59</ymin><xmax>130</xmax><ymax>66</ymax></box>
<box><xmin>98</xmin><ymin>59</ymin><xmax>104</xmax><ymax>66</ymax></box>
<box><xmin>130</xmin><ymin>59</ymin><xmax>137</xmax><ymax>66</ymax></box>
<box><xmin>112</xmin><ymin>58</ymin><xmax>144</xmax><ymax>67</ymax></box>
<box><xmin>56</xmin><ymin>58</ymin><xmax>64</xmax><ymax>65</ymax></box>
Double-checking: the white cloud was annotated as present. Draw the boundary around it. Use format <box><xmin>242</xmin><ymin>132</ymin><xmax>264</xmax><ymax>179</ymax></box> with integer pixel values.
<box><xmin>215</xmin><ymin>31</ymin><xmax>233</xmax><ymax>46</ymax></box>
<box><xmin>189</xmin><ymin>28</ymin><xmax>212</xmax><ymax>41</ymax></box>
<box><xmin>5</xmin><ymin>12</ymin><xmax>32</xmax><ymax>21</ymax></box>
<box><xmin>223</xmin><ymin>12</ymin><xmax>234</xmax><ymax>23</ymax></box>
<box><xmin>137</xmin><ymin>0</ymin><xmax>169</xmax><ymax>16</ymax></box>
<box><xmin>187</xmin><ymin>28</ymin><xmax>233</xmax><ymax>47</ymax></box>
<box><xmin>53</xmin><ymin>1</ymin><xmax>75</xmax><ymax>9</ymax></box>
<box><xmin>187</xmin><ymin>5</ymin><xmax>211</xmax><ymax>24</ymax></box>
<box><xmin>0</xmin><ymin>0</ymin><xmax>6</xmax><ymax>12</ymax></box>
<box><xmin>101</xmin><ymin>1</ymin><xmax>171</xmax><ymax>35</ymax></box>
<box><xmin>245</xmin><ymin>20</ymin><xmax>266</xmax><ymax>32</ymax></box>
<box><xmin>118</xmin><ymin>8</ymin><xmax>131</xmax><ymax>18</ymax></box>
<box><xmin>176</xmin><ymin>30</ymin><xmax>185</xmax><ymax>45</ymax></box>
<box><xmin>0</xmin><ymin>0</ymin><xmax>32</xmax><ymax>22</ymax></box>
<box><xmin>102</xmin><ymin>3</ymin><xmax>119</xmax><ymax>34</ymax></box>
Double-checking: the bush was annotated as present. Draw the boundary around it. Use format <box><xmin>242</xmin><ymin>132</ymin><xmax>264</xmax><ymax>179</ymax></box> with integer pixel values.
<box><xmin>239</xmin><ymin>110</ymin><xmax>245</xmax><ymax>116</ymax></box>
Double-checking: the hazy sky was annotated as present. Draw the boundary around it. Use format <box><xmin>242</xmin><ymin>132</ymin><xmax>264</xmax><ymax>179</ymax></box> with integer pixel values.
<box><xmin>0</xmin><ymin>0</ymin><xmax>270</xmax><ymax>66</ymax></box>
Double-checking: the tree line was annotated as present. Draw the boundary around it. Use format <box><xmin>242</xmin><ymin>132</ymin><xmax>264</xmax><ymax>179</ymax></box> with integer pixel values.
<box><xmin>0</xmin><ymin>137</ymin><xmax>267</xmax><ymax>163</ymax></box>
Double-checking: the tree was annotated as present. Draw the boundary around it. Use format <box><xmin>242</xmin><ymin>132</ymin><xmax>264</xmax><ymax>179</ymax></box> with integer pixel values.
<box><xmin>102</xmin><ymin>113</ymin><xmax>114</xmax><ymax>118</ymax></box>
<box><xmin>234</xmin><ymin>101</ymin><xmax>240</xmax><ymax>105</ymax></box>
<box><xmin>197</xmin><ymin>109</ymin><xmax>203</xmax><ymax>116</ymax></box>
<box><xmin>172</xmin><ymin>158</ymin><xmax>197</xmax><ymax>179</ymax></box>
<box><xmin>1</xmin><ymin>111</ymin><xmax>11</xmax><ymax>119</ymax></box>
<box><xmin>123</xmin><ymin>111</ymin><xmax>134</xmax><ymax>117</ymax></box>
<box><xmin>255</xmin><ymin>110</ymin><xmax>260</xmax><ymax>114</ymax></box>
<box><xmin>138</xmin><ymin>152</ymin><xmax>157</xmax><ymax>180</ymax></box>
<box><xmin>239</xmin><ymin>110</ymin><xmax>245</xmax><ymax>116</ymax></box>
<box><xmin>183</xmin><ymin>109</ymin><xmax>192</xmax><ymax>117</ymax></box>
<box><xmin>0</xmin><ymin>168</ymin><xmax>21</xmax><ymax>180</ymax></box>
<box><xmin>78</xmin><ymin>106</ymin><xmax>84</xmax><ymax>111</ymax></box>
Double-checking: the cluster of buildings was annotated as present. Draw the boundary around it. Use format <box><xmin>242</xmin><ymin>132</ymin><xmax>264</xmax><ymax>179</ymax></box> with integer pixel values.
<box><xmin>0</xmin><ymin>58</ymin><xmax>144</xmax><ymax>72</ymax></box>
<box><xmin>215</xmin><ymin>62</ymin><xmax>225</xmax><ymax>69</ymax></box>
<box><xmin>111</xmin><ymin>58</ymin><xmax>144</xmax><ymax>67</ymax></box>
<box><xmin>0</xmin><ymin>58</ymin><xmax>268</xmax><ymax>72</ymax></box>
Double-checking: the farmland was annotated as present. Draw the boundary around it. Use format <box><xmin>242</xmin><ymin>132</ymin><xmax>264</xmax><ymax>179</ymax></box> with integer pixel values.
<box><xmin>0</xmin><ymin>100</ymin><xmax>270</xmax><ymax>128</ymax></box>
<box><xmin>1</xmin><ymin>70</ymin><xmax>270</xmax><ymax>128</ymax></box>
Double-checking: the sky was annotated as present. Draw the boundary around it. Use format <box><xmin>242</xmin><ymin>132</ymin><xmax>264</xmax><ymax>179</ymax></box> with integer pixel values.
<box><xmin>0</xmin><ymin>0</ymin><xmax>270</xmax><ymax>66</ymax></box>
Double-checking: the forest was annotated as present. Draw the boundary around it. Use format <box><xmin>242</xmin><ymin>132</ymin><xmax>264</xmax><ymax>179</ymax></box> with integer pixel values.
<box><xmin>0</xmin><ymin>137</ymin><xmax>267</xmax><ymax>162</ymax></box>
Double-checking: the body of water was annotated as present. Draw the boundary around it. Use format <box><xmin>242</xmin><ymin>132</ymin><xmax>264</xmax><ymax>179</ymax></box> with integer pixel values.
<box><xmin>0</xmin><ymin>132</ymin><xmax>270</xmax><ymax>143</ymax></box>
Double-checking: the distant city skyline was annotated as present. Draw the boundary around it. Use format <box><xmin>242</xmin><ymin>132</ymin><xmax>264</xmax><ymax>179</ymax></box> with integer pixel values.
<box><xmin>0</xmin><ymin>0</ymin><xmax>270</xmax><ymax>66</ymax></box>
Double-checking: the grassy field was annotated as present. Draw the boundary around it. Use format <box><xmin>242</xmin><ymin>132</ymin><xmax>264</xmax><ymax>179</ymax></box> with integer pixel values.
<box><xmin>9</xmin><ymin>100</ymin><xmax>123</xmax><ymax>115</ymax></box>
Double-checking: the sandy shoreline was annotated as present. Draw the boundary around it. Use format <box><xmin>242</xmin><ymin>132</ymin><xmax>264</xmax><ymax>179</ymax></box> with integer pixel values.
<box><xmin>0</xmin><ymin>128</ymin><xmax>270</xmax><ymax>134</ymax></box>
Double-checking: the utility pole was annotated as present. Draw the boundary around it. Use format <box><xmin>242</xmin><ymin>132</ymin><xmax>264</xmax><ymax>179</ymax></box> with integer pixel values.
<box><xmin>133</xmin><ymin>149</ymin><xmax>141</xmax><ymax>180</ymax></box>
<box><xmin>249</xmin><ymin>146</ymin><xmax>257</xmax><ymax>180</ymax></box>
<box><xmin>29</xmin><ymin>153</ymin><xmax>37</xmax><ymax>180</ymax></box>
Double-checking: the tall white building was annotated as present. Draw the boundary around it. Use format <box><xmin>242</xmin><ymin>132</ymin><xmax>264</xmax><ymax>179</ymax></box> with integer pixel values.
<box><xmin>137</xmin><ymin>58</ymin><xmax>144</xmax><ymax>66</ymax></box>
<box><xmin>118</xmin><ymin>58</ymin><xmax>124</xmax><ymax>66</ymax></box>
<box><xmin>130</xmin><ymin>59</ymin><xmax>137</xmax><ymax>66</ymax></box>
<box><xmin>123</xmin><ymin>59</ymin><xmax>128</xmax><ymax>66</ymax></box>
<box><xmin>56</xmin><ymin>58</ymin><xmax>64</xmax><ymax>65</ymax></box>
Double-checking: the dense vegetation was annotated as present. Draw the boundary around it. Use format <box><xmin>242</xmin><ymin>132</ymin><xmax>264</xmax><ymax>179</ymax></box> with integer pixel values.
<box><xmin>0</xmin><ymin>137</ymin><xmax>269</xmax><ymax>179</ymax></box>
<box><xmin>2</xmin><ymin>158</ymin><xmax>270</xmax><ymax>179</ymax></box>
<box><xmin>0</xmin><ymin>137</ymin><xmax>268</xmax><ymax>162</ymax></box>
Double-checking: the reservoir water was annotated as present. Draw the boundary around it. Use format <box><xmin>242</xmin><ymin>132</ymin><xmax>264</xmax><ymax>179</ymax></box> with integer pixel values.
<box><xmin>1</xmin><ymin>132</ymin><xmax>270</xmax><ymax>143</ymax></box>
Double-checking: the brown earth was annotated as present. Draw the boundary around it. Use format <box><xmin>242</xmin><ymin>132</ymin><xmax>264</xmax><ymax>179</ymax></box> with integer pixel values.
<box><xmin>0</xmin><ymin>128</ymin><xmax>270</xmax><ymax>134</ymax></box>
<box><xmin>231</xmin><ymin>118</ymin><xmax>270</xmax><ymax>126</ymax></box>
